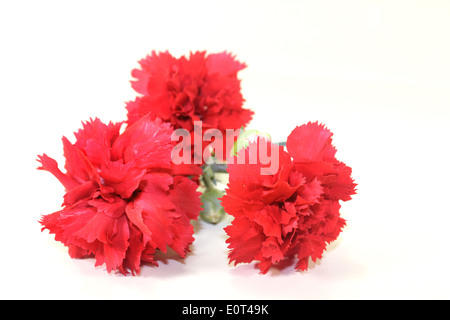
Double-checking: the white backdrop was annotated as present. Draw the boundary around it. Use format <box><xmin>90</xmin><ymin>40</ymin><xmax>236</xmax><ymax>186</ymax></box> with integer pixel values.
<box><xmin>1</xmin><ymin>0</ymin><xmax>449</xmax><ymax>299</ymax></box>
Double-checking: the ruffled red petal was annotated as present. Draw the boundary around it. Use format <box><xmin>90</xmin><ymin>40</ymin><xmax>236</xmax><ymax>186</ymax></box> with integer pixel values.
<box><xmin>223</xmin><ymin>124</ymin><xmax>356</xmax><ymax>273</ymax></box>
<box><xmin>286</xmin><ymin>121</ymin><xmax>337</xmax><ymax>162</ymax></box>
<box><xmin>126</xmin><ymin>50</ymin><xmax>253</xmax><ymax>164</ymax></box>
<box><xmin>39</xmin><ymin>116</ymin><xmax>201</xmax><ymax>275</ymax></box>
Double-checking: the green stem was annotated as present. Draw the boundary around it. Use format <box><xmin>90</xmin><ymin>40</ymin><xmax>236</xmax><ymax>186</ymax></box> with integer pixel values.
<box><xmin>199</xmin><ymin>164</ymin><xmax>226</xmax><ymax>224</ymax></box>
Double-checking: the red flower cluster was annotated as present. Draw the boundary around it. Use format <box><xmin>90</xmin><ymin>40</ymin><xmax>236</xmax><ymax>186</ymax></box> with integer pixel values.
<box><xmin>126</xmin><ymin>51</ymin><xmax>253</xmax><ymax>162</ymax></box>
<box><xmin>222</xmin><ymin>122</ymin><xmax>356</xmax><ymax>273</ymax></box>
<box><xmin>38</xmin><ymin>116</ymin><xmax>201</xmax><ymax>275</ymax></box>
<box><xmin>38</xmin><ymin>49</ymin><xmax>357</xmax><ymax>276</ymax></box>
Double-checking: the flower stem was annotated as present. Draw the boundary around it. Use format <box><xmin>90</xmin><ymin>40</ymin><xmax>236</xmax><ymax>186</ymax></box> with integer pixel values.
<box><xmin>199</xmin><ymin>164</ymin><xmax>226</xmax><ymax>224</ymax></box>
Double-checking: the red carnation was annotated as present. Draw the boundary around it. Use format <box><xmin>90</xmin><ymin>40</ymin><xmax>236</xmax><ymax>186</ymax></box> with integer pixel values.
<box><xmin>221</xmin><ymin>122</ymin><xmax>356</xmax><ymax>273</ymax></box>
<box><xmin>126</xmin><ymin>51</ymin><xmax>253</xmax><ymax>162</ymax></box>
<box><xmin>38</xmin><ymin>116</ymin><xmax>202</xmax><ymax>275</ymax></box>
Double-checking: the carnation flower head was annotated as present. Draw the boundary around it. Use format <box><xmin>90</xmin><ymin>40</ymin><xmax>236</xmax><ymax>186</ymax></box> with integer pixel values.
<box><xmin>221</xmin><ymin>122</ymin><xmax>356</xmax><ymax>273</ymax></box>
<box><xmin>126</xmin><ymin>50</ymin><xmax>254</xmax><ymax>163</ymax></box>
<box><xmin>38</xmin><ymin>115</ymin><xmax>202</xmax><ymax>275</ymax></box>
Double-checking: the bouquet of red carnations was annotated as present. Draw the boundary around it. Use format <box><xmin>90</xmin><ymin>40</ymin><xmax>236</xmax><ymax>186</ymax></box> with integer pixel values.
<box><xmin>38</xmin><ymin>51</ymin><xmax>356</xmax><ymax>275</ymax></box>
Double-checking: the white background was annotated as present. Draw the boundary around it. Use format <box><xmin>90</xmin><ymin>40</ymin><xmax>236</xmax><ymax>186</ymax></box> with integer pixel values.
<box><xmin>1</xmin><ymin>0</ymin><xmax>449</xmax><ymax>299</ymax></box>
